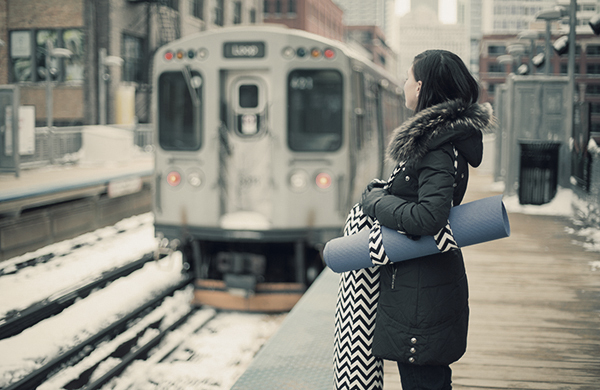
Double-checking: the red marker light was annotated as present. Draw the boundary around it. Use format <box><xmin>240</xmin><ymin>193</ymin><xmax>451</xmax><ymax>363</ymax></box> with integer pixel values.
<box><xmin>164</xmin><ymin>51</ymin><xmax>174</xmax><ymax>61</ymax></box>
<box><xmin>167</xmin><ymin>171</ymin><xmax>182</xmax><ymax>186</ymax></box>
<box><xmin>324</xmin><ymin>48</ymin><xmax>335</xmax><ymax>59</ymax></box>
<box><xmin>315</xmin><ymin>172</ymin><xmax>332</xmax><ymax>189</ymax></box>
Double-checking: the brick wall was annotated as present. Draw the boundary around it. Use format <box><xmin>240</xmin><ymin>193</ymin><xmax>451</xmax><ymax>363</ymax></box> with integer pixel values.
<box><xmin>7</xmin><ymin>0</ymin><xmax>83</xmax><ymax>29</ymax></box>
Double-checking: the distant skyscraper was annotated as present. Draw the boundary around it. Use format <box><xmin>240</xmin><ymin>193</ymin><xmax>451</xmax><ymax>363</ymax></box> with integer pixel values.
<box><xmin>411</xmin><ymin>0</ymin><xmax>438</xmax><ymax>16</ymax></box>
<box><xmin>333</xmin><ymin>0</ymin><xmax>389</xmax><ymax>36</ymax></box>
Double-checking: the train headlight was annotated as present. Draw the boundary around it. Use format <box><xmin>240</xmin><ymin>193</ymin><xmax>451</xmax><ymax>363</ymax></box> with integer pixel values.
<box><xmin>176</xmin><ymin>50</ymin><xmax>185</xmax><ymax>60</ymax></box>
<box><xmin>187</xmin><ymin>169</ymin><xmax>205</xmax><ymax>188</ymax></box>
<box><xmin>167</xmin><ymin>171</ymin><xmax>182</xmax><ymax>187</ymax></box>
<box><xmin>315</xmin><ymin>172</ymin><xmax>333</xmax><ymax>190</ymax></box>
<box><xmin>288</xmin><ymin>169</ymin><xmax>309</xmax><ymax>192</ymax></box>
<box><xmin>197</xmin><ymin>48</ymin><xmax>209</xmax><ymax>60</ymax></box>
<box><xmin>311</xmin><ymin>48</ymin><xmax>322</xmax><ymax>58</ymax></box>
<box><xmin>282</xmin><ymin>46</ymin><xmax>295</xmax><ymax>59</ymax></box>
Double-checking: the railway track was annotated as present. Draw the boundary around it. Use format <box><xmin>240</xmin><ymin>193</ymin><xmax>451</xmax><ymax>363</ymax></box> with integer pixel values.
<box><xmin>0</xmin><ymin>252</ymin><xmax>164</xmax><ymax>340</ymax></box>
<box><xmin>3</xmin><ymin>276</ymin><xmax>197</xmax><ymax>390</ymax></box>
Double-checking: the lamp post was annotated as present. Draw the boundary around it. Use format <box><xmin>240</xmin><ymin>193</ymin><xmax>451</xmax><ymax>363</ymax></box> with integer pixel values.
<box><xmin>535</xmin><ymin>8</ymin><xmax>565</xmax><ymax>75</ymax></box>
<box><xmin>98</xmin><ymin>48</ymin><xmax>124</xmax><ymax>125</ymax></box>
<box><xmin>517</xmin><ymin>30</ymin><xmax>541</xmax><ymax>74</ymax></box>
<box><xmin>45</xmin><ymin>40</ymin><xmax>72</xmax><ymax>129</ymax></box>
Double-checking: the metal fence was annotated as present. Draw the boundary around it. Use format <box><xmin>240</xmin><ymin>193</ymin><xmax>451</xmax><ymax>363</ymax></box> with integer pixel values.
<box><xmin>19</xmin><ymin>124</ymin><xmax>154</xmax><ymax>168</ymax></box>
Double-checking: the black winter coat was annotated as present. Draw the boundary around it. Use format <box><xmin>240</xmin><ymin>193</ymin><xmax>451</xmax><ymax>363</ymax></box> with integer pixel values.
<box><xmin>366</xmin><ymin>99</ymin><xmax>494</xmax><ymax>366</ymax></box>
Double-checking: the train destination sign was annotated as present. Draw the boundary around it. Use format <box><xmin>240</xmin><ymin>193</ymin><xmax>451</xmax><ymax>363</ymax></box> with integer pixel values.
<box><xmin>223</xmin><ymin>42</ymin><xmax>265</xmax><ymax>59</ymax></box>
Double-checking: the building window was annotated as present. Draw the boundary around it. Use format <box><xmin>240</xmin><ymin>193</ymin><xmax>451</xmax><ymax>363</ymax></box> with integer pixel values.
<box><xmin>289</xmin><ymin>0</ymin><xmax>296</xmax><ymax>14</ymax></box>
<box><xmin>590</xmin><ymin>102</ymin><xmax>600</xmax><ymax>114</ymax></box>
<box><xmin>250</xmin><ymin>8</ymin><xmax>256</xmax><ymax>23</ymax></box>
<box><xmin>164</xmin><ymin>0</ymin><xmax>179</xmax><ymax>11</ymax></box>
<box><xmin>9</xmin><ymin>29</ymin><xmax>84</xmax><ymax>83</ymax></box>
<box><xmin>122</xmin><ymin>34</ymin><xmax>145</xmax><ymax>83</ymax></box>
<box><xmin>264</xmin><ymin>0</ymin><xmax>269</xmax><ymax>15</ymax></box>
<box><xmin>215</xmin><ymin>0</ymin><xmax>224</xmax><ymax>26</ymax></box>
<box><xmin>488</xmin><ymin>83</ymin><xmax>496</xmax><ymax>95</ymax></box>
<box><xmin>587</xmin><ymin>45</ymin><xmax>600</xmax><ymax>56</ymax></box>
<box><xmin>587</xmin><ymin>63</ymin><xmax>600</xmax><ymax>74</ymax></box>
<box><xmin>587</xmin><ymin>84</ymin><xmax>600</xmax><ymax>95</ymax></box>
<box><xmin>488</xmin><ymin>63</ymin><xmax>504</xmax><ymax>73</ymax></box>
<box><xmin>488</xmin><ymin>45</ymin><xmax>506</xmax><ymax>56</ymax></box>
<box><xmin>275</xmin><ymin>0</ymin><xmax>282</xmax><ymax>14</ymax></box>
<box><xmin>233</xmin><ymin>1</ymin><xmax>242</xmax><ymax>24</ymax></box>
<box><xmin>191</xmin><ymin>0</ymin><xmax>203</xmax><ymax>19</ymax></box>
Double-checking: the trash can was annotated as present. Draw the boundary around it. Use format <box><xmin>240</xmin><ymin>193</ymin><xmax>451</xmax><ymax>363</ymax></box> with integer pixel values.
<box><xmin>518</xmin><ymin>141</ymin><xmax>560</xmax><ymax>205</ymax></box>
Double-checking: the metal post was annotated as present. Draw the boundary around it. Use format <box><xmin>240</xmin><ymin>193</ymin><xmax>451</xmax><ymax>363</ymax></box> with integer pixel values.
<box><xmin>567</xmin><ymin>0</ymin><xmax>577</xmax><ymax>180</ymax></box>
<box><xmin>45</xmin><ymin>40</ymin><xmax>53</xmax><ymax>129</ymax></box>
<box><xmin>45</xmin><ymin>40</ymin><xmax>55</xmax><ymax>164</ymax></box>
<box><xmin>545</xmin><ymin>21</ymin><xmax>552</xmax><ymax>75</ymax></box>
<box><xmin>99</xmin><ymin>48</ymin><xmax>107</xmax><ymax>125</ymax></box>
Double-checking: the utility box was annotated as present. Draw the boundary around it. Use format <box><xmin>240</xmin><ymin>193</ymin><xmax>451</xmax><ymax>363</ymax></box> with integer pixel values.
<box><xmin>494</xmin><ymin>75</ymin><xmax>570</xmax><ymax>197</ymax></box>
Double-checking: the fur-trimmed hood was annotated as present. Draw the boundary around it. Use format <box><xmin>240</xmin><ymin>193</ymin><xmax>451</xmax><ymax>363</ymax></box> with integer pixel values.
<box><xmin>387</xmin><ymin>99</ymin><xmax>494</xmax><ymax>168</ymax></box>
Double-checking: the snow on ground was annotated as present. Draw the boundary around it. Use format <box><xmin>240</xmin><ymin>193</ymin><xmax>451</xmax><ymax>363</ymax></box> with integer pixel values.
<box><xmin>0</xmin><ymin>213</ymin><xmax>158</xmax><ymax>319</ymax></box>
<box><xmin>108</xmin><ymin>311</ymin><xmax>286</xmax><ymax>390</ymax></box>
<box><xmin>0</xmin><ymin>251</ymin><xmax>186</xmax><ymax>388</ymax></box>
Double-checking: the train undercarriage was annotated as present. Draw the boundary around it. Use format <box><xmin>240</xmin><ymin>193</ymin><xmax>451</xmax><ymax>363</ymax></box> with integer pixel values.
<box><xmin>177</xmin><ymin>236</ymin><xmax>326</xmax><ymax>312</ymax></box>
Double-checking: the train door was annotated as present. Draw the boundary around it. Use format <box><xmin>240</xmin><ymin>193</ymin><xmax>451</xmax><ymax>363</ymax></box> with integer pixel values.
<box><xmin>221</xmin><ymin>72</ymin><xmax>272</xmax><ymax>228</ymax></box>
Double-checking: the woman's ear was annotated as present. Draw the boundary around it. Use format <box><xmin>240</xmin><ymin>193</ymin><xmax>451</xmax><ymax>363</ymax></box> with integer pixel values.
<box><xmin>416</xmin><ymin>80</ymin><xmax>422</xmax><ymax>96</ymax></box>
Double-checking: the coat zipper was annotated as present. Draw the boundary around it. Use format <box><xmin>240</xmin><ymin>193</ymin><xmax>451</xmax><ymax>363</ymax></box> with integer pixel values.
<box><xmin>391</xmin><ymin>264</ymin><xmax>398</xmax><ymax>290</ymax></box>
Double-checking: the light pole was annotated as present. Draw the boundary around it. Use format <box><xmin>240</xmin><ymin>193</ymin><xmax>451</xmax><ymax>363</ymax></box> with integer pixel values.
<box><xmin>45</xmin><ymin>40</ymin><xmax>72</xmax><ymax>129</ymax></box>
<box><xmin>535</xmin><ymin>8</ymin><xmax>565</xmax><ymax>75</ymax></box>
<box><xmin>98</xmin><ymin>48</ymin><xmax>124</xmax><ymax>125</ymax></box>
<box><xmin>517</xmin><ymin>30</ymin><xmax>541</xmax><ymax>74</ymax></box>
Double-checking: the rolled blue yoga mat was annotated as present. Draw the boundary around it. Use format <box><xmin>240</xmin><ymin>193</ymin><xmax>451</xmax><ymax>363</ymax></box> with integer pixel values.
<box><xmin>324</xmin><ymin>195</ymin><xmax>510</xmax><ymax>273</ymax></box>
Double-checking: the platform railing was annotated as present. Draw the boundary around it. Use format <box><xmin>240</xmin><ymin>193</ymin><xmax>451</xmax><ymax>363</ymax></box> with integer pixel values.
<box><xmin>18</xmin><ymin>124</ymin><xmax>153</xmax><ymax>169</ymax></box>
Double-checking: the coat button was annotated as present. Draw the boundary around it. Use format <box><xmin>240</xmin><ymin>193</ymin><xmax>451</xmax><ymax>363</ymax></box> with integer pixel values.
<box><xmin>405</xmin><ymin>176</ymin><xmax>410</xmax><ymax>181</ymax></box>
<box><xmin>410</xmin><ymin>337</ymin><xmax>417</xmax><ymax>344</ymax></box>
<box><xmin>410</xmin><ymin>347</ymin><xmax>416</xmax><ymax>353</ymax></box>
<box><xmin>408</xmin><ymin>357</ymin><xmax>415</xmax><ymax>363</ymax></box>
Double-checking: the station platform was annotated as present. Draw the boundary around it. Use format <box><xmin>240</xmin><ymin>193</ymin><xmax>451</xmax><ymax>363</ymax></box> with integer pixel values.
<box><xmin>0</xmin><ymin>157</ymin><xmax>153</xmax><ymax>260</ymax></box>
<box><xmin>0</xmin><ymin>157</ymin><xmax>153</xmax><ymax>215</ymax></box>
<box><xmin>232</xmin><ymin>170</ymin><xmax>600</xmax><ymax>389</ymax></box>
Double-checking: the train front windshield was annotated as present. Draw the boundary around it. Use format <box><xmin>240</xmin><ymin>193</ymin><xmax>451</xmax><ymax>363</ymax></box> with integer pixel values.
<box><xmin>158</xmin><ymin>71</ymin><xmax>202</xmax><ymax>151</ymax></box>
<box><xmin>288</xmin><ymin>70</ymin><xmax>343</xmax><ymax>152</ymax></box>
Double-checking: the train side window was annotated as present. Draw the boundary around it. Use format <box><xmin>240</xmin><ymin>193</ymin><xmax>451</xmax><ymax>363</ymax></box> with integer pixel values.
<box><xmin>288</xmin><ymin>69</ymin><xmax>343</xmax><ymax>152</ymax></box>
<box><xmin>158</xmin><ymin>71</ymin><xmax>203</xmax><ymax>151</ymax></box>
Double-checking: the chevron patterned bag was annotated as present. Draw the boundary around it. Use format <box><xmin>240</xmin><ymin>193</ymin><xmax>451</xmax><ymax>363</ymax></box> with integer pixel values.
<box><xmin>333</xmin><ymin>148</ymin><xmax>458</xmax><ymax>389</ymax></box>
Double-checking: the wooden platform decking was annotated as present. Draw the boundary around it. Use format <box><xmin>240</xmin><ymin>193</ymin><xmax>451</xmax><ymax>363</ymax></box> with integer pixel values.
<box><xmin>384</xmin><ymin>171</ymin><xmax>600</xmax><ymax>389</ymax></box>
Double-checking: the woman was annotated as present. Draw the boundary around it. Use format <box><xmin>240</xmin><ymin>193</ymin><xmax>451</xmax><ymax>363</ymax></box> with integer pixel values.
<box><xmin>336</xmin><ymin>50</ymin><xmax>493</xmax><ymax>389</ymax></box>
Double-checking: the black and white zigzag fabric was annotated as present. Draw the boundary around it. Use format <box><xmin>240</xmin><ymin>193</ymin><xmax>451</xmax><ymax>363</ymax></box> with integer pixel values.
<box><xmin>333</xmin><ymin>147</ymin><xmax>458</xmax><ymax>389</ymax></box>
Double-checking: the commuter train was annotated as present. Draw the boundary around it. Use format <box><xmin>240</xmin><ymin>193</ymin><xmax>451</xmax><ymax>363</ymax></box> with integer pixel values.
<box><xmin>152</xmin><ymin>25</ymin><xmax>408</xmax><ymax>311</ymax></box>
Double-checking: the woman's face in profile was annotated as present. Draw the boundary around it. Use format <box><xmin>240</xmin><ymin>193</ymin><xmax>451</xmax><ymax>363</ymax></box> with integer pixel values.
<box><xmin>404</xmin><ymin>65</ymin><xmax>421</xmax><ymax>111</ymax></box>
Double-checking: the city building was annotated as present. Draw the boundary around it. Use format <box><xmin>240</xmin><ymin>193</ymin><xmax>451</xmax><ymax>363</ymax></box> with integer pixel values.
<box><xmin>332</xmin><ymin>0</ymin><xmax>398</xmax><ymax>75</ymax></box>
<box><xmin>334</xmin><ymin>0</ymin><xmax>389</xmax><ymax>36</ymax></box>
<box><xmin>394</xmin><ymin>6</ymin><xmax>469</xmax><ymax>81</ymax></box>
<box><xmin>262</xmin><ymin>0</ymin><xmax>344</xmax><ymax>41</ymax></box>
<box><xmin>344</xmin><ymin>25</ymin><xmax>397</xmax><ymax>72</ymax></box>
<box><xmin>0</xmin><ymin>0</ymin><xmax>263</xmax><ymax>127</ymax></box>
<box><xmin>481</xmin><ymin>0</ymin><xmax>556</xmax><ymax>34</ymax></box>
